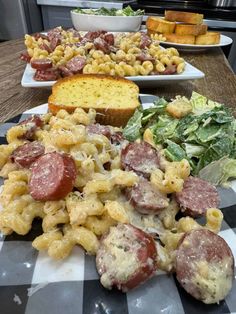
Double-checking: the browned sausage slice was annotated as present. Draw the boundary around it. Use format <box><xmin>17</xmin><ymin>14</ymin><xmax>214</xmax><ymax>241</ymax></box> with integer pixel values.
<box><xmin>86</xmin><ymin>124</ymin><xmax>112</xmax><ymax>139</ymax></box>
<box><xmin>96</xmin><ymin>223</ymin><xmax>157</xmax><ymax>292</ymax></box>
<box><xmin>161</xmin><ymin>64</ymin><xmax>177</xmax><ymax>75</ymax></box>
<box><xmin>29</xmin><ymin>152</ymin><xmax>76</xmax><ymax>201</ymax></box>
<box><xmin>30</xmin><ymin>58</ymin><xmax>53</xmax><ymax>70</ymax></box>
<box><xmin>125</xmin><ymin>178</ymin><xmax>169</xmax><ymax>214</ymax></box>
<box><xmin>103</xmin><ymin>33</ymin><xmax>114</xmax><ymax>45</ymax></box>
<box><xmin>19</xmin><ymin>115</ymin><xmax>43</xmax><ymax>140</ymax></box>
<box><xmin>176</xmin><ymin>229</ymin><xmax>234</xmax><ymax>304</ymax></box>
<box><xmin>175</xmin><ymin>176</ymin><xmax>220</xmax><ymax>217</ymax></box>
<box><xmin>10</xmin><ymin>141</ymin><xmax>45</xmax><ymax>168</ymax></box>
<box><xmin>65</xmin><ymin>56</ymin><xmax>86</xmax><ymax>74</ymax></box>
<box><xmin>34</xmin><ymin>68</ymin><xmax>60</xmax><ymax>81</ymax></box>
<box><xmin>94</xmin><ymin>37</ymin><xmax>111</xmax><ymax>54</ymax></box>
<box><xmin>20</xmin><ymin>52</ymin><xmax>31</xmax><ymax>63</ymax></box>
<box><xmin>84</xmin><ymin>30</ymin><xmax>106</xmax><ymax>41</ymax></box>
<box><xmin>121</xmin><ymin>142</ymin><xmax>160</xmax><ymax>179</ymax></box>
<box><xmin>140</xmin><ymin>33</ymin><xmax>152</xmax><ymax>49</ymax></box>
<box><xmin>34</xmin><ymin>33</ymin><xmax>49</xmax><ymax>41</ymax></box>
<box><xmin>136</xmin><ymin>53</ymin><xmax>155</xmax><ymax>63</ymax></box>
<box><xmin>110</xmin><ymin>132</ymin><xmax>125</xmax><ymax>145</ymax></box>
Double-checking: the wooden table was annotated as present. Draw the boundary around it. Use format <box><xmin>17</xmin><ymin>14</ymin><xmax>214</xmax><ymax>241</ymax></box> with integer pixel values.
<box><xmin>1</xmin><ymin>38</ymin><xmax>236</xmax><ymax>123</ymax></box>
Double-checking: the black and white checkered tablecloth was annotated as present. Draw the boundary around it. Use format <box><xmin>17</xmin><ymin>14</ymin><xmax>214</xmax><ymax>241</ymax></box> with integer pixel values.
<box><xmin>0</xmin><ymin>95</ymin><xmax>235</xmax><ymax>314</ymax></box>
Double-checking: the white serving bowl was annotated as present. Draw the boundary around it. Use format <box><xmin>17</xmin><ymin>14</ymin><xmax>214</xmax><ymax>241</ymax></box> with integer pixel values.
<box><xmin>71</xmin><ymin>11</ymin><xmax>143</xmax><ymax>32</ymax></box>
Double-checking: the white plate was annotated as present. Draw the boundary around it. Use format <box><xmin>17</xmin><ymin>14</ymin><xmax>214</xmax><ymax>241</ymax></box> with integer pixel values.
<box><xmin>159</xmin><ymin>34</ymin><xmax>233</xmax><ymax>51</ymax></box>
<box><xmin>21</xmin><ymin>61</ymin><xmax>204</xmax><ymax>89</ymax></box>
<box><xmin>1</xmin><ymin>97</ymin><xmax>236</xmax><ymax>313</ymax></box>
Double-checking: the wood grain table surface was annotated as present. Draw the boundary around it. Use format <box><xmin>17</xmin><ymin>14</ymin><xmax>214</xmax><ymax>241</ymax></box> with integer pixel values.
<box><xmin>0</xmin><ymin>37</ymin><xmax>236</xmax><ymax>123</ymax></box>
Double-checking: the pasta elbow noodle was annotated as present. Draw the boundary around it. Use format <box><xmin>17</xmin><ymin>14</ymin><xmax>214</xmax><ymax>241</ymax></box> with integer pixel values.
<box><xmin>206</xmin><ymin>208</ymin><xmax>223</xmax><ymax>233</ymax></box>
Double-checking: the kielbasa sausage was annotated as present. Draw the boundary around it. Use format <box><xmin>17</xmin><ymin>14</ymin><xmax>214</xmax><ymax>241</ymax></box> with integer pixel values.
<box><xmin>175</xmin><ymin>229</ymin><xmax>234</xmax><ymax>304</ymax></box>
<box><xmin>29</xmin><ymin>152</ymin><xmax>76</xmax><ymax>201</ymax></box>
<box><xmin>121</xmin><ymin>142</ymin><xmax>160</xmax><ymax>179</ymax></box>
<box><xmin>125</xmin><ymin>178</ymin><xmax>169</xmax><ymax>214</ymax></box>
<box><xmin>96</xmin><ymin>223</ymin><xmax>157</xmax><ymax>292</ymax></box>
<box><xmin>175</xmin><ymin>176</ymin><xmax>220</xmax><ymax>217</ymax></box>
<box><xmin>10</xmin><ymin>141</ymin><xmax>45</xmax><ymax>168</ymax></box>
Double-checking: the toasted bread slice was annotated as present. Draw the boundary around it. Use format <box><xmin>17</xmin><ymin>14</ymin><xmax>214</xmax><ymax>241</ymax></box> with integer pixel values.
<box><xmin>48</xmin><ymin>74</ymin><xmax>140</xmax><ymax>127</ymax></box>
<box><xmin>195</xmin><ymin>32</ymin><xmax>220</xmax><ymax>45</ymax></box>
<box><xmin>175</xmin><ymin>23</ymin><xmax>208</xmax><ymax>36</ymax></box>
<box><xmin>165</xmin><ymin>10</ymin><xmax>203</xmax><ymax>25</ymax></box>
<box><xmin>146</xmin><ymin>16</ymin><xmax>176</xmax><ymax>34</ymax></box>
<box><xmin>164</xmin><ymin>33</ymin><xmax>195</xmax><ymax>45</ymax></box>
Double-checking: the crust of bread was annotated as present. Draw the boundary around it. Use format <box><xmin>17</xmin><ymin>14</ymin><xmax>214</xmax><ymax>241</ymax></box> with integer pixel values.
<box><xmin>48</xmin><ymin>102</ymin><xmax>136</xmax><ymax>127</ymax></box>
<box><xmin>175</xmin><ymin>23</ymin><xmax>207</xmax><ymax>36</ymax></box>
<box><xmin>195</xmin><ymin>32</ymin><xmax>220</xmax><ymax>45</ymax></box>
<box><xmin>164</xmin><ymin>33</ymin><xmax>195</xmax><ymax>44</ymax></box>
<box><xmin>146</xmin><ymin>16</ymin><xmax>176</xmax><ymax>34</ymax></box>
<box><xmin>48</xmin><ymin>74</ymin><xmax>140</xmax><ymax>127</ymax></box>
<box><xmin>165</xmin><ymin>10</ymin><xmax>203</xmax><ymax>25</ymax></box>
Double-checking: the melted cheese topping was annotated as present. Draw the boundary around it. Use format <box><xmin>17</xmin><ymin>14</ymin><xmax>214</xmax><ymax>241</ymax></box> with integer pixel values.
<box><xmin>192</xmin><ymin>258</ymin><xmax>233</xmax><ymax>304</ymax></box>
<box><xmin>99</xmin><ymin>225</ymin><xmax>141</xmax><ymax>289</ymax></box>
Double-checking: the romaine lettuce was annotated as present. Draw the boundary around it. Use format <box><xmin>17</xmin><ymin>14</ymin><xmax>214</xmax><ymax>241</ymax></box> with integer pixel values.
<box><xmin>123</xmin><ymin>92</ymin><xmax>236</xmax><ymax>179</ymax></box>
<box><xmin>199</xmin><ymin>157</ymin><xmax>236</xmax><ymax>185</ymax></box>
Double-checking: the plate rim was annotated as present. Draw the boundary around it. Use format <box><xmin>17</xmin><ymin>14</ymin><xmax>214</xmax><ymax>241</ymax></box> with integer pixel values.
<box><xmin>21</xmin><ymin>61</ymin><xmax>204</xmax><ymax>88</ymax></box>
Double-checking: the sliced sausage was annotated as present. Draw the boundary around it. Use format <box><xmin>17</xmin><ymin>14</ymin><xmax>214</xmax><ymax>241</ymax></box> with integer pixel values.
<box><xmin>175</xmin><ymin>176</ymin><xmax>220</xmax><ymax>217</ymax></box>
<box><xmin>76</xmin><ymin>37</ymin><xmax>92</xmax><ymax>47</ymax></box>
<box><xmin>29</xmin><ymin>152</ymin><xmax>77</xmax><ymax>201</ymax></box>
<box><xmin>19</xmin><ymin>115</ymin><xmax>43</xmax><ymax>140</ymax></box>
<box><xmin>140</xmin><ymin>33</ymin><xmax>152</xmax><ymax>49</ymax></box>
<box><xmin>121</xmin><ymin>142</ymin><xmax>160</xmax><ymax>179</ymax></box>
<box><xmin>84</xmin><ymin>30</ymin><xmax>107</xmax><ymax>41</ymax></box>
<box><xmin>47</xmin><ymin>27</ymin><xmax>63</xmax><ymax>41</ymax></box>
<box><xmin>110</xmin><ymin>132</ymin><xmax>125</xmax><ymax>145</ymax></box>
<box><xmin>176</xmin><ymin>229</ymin><xmax>234</xmax><ymax>304</ymax></box>
<box><xmin>125</xmin><ymin>178</ymin><xmax>169</xmax><ymax>214</ymax></box>
<box><xmin>34</xmin><ymin>68</ymin><xmax>60</xmax><ymax>81</ymax></box>
<box><xmin>136</xmin><ymin>53</ymin><xmax>155</xmax><ymax>63</ymax></box>
<box><xmin>96</xmin><ymin>223</ymin><xmax>157</xmax><ymax>292</ymax></box>
<box><xmin>94</xmin><ymin>37</ymin><xmax>111</xmax><ymax>54</ymax></box>
<box><xmin>65</xmin><ymin>56</ymin><xmax>86</xmax><ymax>73</ymax></box>
<box><xmin>10</xmin><ymin>141</ymin><xmax>45</xmax><ymax>168</ymax></box>
<box><xmin>67</xmin><ymin>28</ymin><xmax>82</xmax><ymax>39</ymax></box>
<box><xmin>86</xmin><ymin>124</ymin><xmax>112</xmax><ymax>139</ymax></box>
<box><xmin>161</xmin><ymin>64</ymin><xmax>177</xmax><ymax>75</ymax></box>
<box><xmin>31</xmin><ymin>58</ymin><xmax>53</xmax><ymax>70</ymax></box>
<box><xmin>103</xmin><ymin>33</ymin><xmax>114</xmax><ymax>45</ymax></box>
<box><xmin>34</xmin><ymin>33</ymin><xmax>49</xmax><ymax>41</ymax></box>
<box><xmin>50</xmin><ymin>37</ymin><xmax>61</xmax><ymax>51</ymax></box>
<box><xmin>58</xmin><ymin>65</ymin><xmax>74</xmax><ymax>77</ymax></box>
<box><xmin>39</xmin><ymin>43</ymin><xmax>52</xmax><ymax>53</ymax></box>
<box><xmin>20</xmin><ymin>51</ymin><xmax>31</xmax><ymax>63</ymax></box>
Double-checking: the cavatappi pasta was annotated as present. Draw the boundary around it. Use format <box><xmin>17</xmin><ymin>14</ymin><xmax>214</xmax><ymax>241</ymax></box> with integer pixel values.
<box><xmin>24</xmin><ymin>27</ymin><xmax>185</xmax><ymax>77</ymax></box>
<box><xmin>0</xmin><ymin>108</ymin><xmax>223</xmax><ymax>272</ymax></box>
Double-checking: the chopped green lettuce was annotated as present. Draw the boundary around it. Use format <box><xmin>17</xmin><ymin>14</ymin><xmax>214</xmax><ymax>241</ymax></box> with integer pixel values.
<box><xmin>191</xmin><ymin>91</ymin><xmax>222</xmax><ymax>115</ymax></box>
<box><xmin>199</xmin><ymin>157</ymin><xmax>236</xmax><ymax>185</ymax></box>
<box><xmin>182</xmin><ymin>143</ymin><xmax>205</xmax><ymax>158</ymax></box>
<box><xmin>123</xmin><ymin>91</ymin><xmax>236</xmax><ymax>180</ymax></box>
<box><xmin>164</xmin><ymin>140</ymin><xmax>187</xmax><ymax>161</ymax></box>
<box><xmin>123</xmin><ymin>98</ymin><xmax>168</xmax><ymax>142</ymax></box>
<box><xmin>73</xmin><ymin>6</ymin><xmax>144</xmax><ymax>16</ymax></box>
<box><xmin>152</xmin><ymin>116</ymin><xmax>179</xmax><ymax>144</ymax></box>
<box><xmin>123</xmin><ymin>108</ymin><xmax>143</xmax><ymax>141</ymax></box>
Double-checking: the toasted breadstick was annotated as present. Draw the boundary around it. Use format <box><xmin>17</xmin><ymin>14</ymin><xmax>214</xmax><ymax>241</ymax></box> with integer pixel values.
<box><xmin>165</xmin><ymin>10</ymin><xmax>203</xmax><ymax>25</ymax></box>
<box><xmin>195</xmin><ymin>32</ymin><xmax>220</xmax><ymax>45</ymax></box>
<box><xmin>146</xmin><ymin>16</ymin><xmax>176</xmax><ymax>34</ymax></box>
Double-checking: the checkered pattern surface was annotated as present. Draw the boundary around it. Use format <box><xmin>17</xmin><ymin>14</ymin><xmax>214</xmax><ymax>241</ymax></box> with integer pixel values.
<box><xmin>0</xmin><ymin>96</ymin><xmax>236</xmax><ymax>314</ymax></box>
